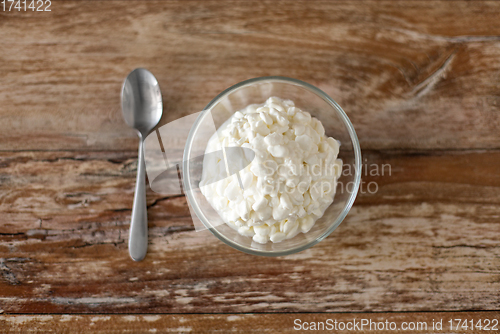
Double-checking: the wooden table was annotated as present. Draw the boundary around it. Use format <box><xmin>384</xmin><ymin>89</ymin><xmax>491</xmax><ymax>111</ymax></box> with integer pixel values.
<box><xmin>1</xmin><ymin>1</ymin><xmax>499</xmax><ymax>332</ymax></box>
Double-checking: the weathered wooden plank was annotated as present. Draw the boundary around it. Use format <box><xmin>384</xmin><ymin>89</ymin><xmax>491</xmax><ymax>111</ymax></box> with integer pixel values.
<box><xmin>1</xmin><ymin>151</ymin><xmax>499</xmax><ymax>313</ymax></box>
<box><xmin>1</xmin><ymin>1</ymin><xmax>500</xmax><ymax>151</ymax></box>
<box><xmin>1</xmin><ymin>312</ymin><xmax>499</xmax><ymax>333</ymax></box>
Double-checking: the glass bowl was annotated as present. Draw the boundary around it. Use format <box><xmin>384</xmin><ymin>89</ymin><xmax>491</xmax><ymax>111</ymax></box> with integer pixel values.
<box><xmin>183</xmin><ymin>76</ymin><xmax>361</xmax><ymax>256</ymax></box>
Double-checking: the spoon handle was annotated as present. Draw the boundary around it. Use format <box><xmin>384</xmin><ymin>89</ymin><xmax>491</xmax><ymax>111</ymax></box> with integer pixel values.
<box><xmin>129</xmin><ymin>140</ymin><xmax>148</xmax><ymax>261</ymax></box>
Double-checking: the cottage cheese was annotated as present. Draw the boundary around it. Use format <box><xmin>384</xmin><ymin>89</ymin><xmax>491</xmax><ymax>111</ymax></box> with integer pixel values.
<box><xmin>199</xmin><ymin>97</ymin><xmax>342</xmax><ymax>244</ymax></box>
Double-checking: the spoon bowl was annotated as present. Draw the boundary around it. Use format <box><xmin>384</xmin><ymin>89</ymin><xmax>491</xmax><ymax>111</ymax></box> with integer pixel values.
<box><xmin>122</xmin><ymin>69</ymin><xmax>162</xmax><ymax>137</ymax></box>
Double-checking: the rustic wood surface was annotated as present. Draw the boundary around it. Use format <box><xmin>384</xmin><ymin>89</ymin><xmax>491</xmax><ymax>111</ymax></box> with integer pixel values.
<box><xmin>1</xmin><ymin>0</ymin><xmax>500</xmax><ymax>332</ymax></box>
<box><xmin>1</xmin><ymin>150</ymin><xmax>499</xmax><ymax>315</ymax></box>
<box><xmin>2</xmin><ymin>1</ymin><xmax>500</xmax><ymax>151</ymax></box>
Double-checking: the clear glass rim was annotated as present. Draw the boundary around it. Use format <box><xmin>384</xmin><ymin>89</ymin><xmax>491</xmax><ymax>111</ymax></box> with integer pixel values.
<box><xmin>183</xmin><ymin>76</ymin><xmax>362</xmax><ymax>257</ymax></box>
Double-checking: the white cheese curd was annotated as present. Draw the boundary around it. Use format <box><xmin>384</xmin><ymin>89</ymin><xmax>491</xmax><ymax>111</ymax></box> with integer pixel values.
<box><xmin>199</xmin><ymin>97</ymin><xmax>342</xmax><ymax>244</ymax></box>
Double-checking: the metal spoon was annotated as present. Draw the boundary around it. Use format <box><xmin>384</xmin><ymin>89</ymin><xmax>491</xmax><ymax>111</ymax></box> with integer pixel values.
<box><xmin>121</xmin><ymin>68</ymin><xmax>163</xmax><ymax>261</ymax></box>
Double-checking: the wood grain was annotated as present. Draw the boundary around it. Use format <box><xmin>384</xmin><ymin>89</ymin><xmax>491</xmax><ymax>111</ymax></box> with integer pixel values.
<box><xmin>1</xmin><ymin>150</ymin><xmax>499</xmax><ymax>314</ymax></box>
<box><xmin>1</xmin><ymin>0</ymin><xmax>500</xmax><ymax>329</ymax></box>
<box><xmin>1</xmin><ymin>1</ymin><xmax>500</xmax><ymax>151</ymax></box>
<box><xmin>2</xmin><ymin>312</ymin><xmax>500</xmax><ymax>333</ymax></box>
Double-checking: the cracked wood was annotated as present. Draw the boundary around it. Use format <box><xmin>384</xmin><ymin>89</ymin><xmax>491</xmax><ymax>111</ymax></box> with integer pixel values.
<box><xmin>0</xmin><ymin>150</ymin><xmax>499</xmax><ymax>313</ymax></box>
